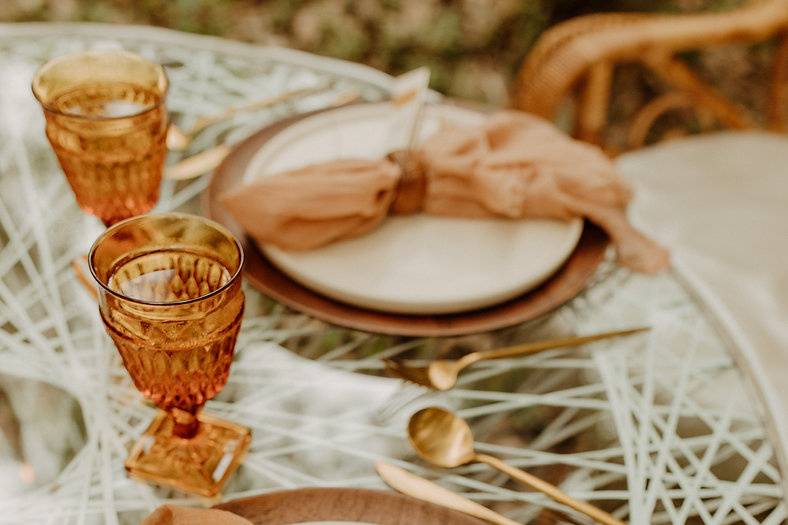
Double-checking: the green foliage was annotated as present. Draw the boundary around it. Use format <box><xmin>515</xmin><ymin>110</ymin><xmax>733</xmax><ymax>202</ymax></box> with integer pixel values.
<box><xmin>0</xmin><ymin>0</ymin><xmax>763</xmax><ymax>105</ymax></box>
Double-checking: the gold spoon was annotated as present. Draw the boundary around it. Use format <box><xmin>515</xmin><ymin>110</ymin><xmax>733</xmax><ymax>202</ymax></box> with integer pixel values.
<box><xmin>384</xmin><ymin>326</ymin><xmax>649</xmax><ymax>391</ymax></box>
<box><xmin>408</xmin><ymin>407</ymin><xmax>626</xmax><ymax>525</ymax></box>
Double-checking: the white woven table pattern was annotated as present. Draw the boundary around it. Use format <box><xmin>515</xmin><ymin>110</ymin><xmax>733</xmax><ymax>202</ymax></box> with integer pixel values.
<box><xmin>0</xmin><ymin>23</ymin><xmax>784</xmax><ymax>525</ymax></box>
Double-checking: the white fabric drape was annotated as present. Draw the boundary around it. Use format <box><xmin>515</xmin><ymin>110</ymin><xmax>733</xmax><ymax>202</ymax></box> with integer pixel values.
<box><xmin>619</xmin><ymin>131</ymin><xmax>788</xmax><ymax>490</ymax></box>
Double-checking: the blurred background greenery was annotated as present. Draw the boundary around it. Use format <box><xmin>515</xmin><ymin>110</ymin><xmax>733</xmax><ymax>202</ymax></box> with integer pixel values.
<box><xmin>1</xmin><ymin>0</ymin><xmax>759</xmax><ymax>108</ymax></box>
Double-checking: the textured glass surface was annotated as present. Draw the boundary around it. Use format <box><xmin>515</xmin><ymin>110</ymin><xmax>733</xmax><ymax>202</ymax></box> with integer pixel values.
<box><xmin>32</xmin><ymin>51</ymin><xmax>168</xmax><ymax>225</ymax></box>
<box><xmin>90</xmin><ymin>213</ymin><xmax>249</xmax><ymax>496</ymax></box>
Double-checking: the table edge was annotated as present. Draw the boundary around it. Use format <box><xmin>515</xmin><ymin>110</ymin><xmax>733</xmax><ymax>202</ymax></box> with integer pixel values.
<box><xmin>0</xmin><ymin>21</ymin><xmax>395</xmax><ymax>92</ymax></box>
<box><xmin>672</xmin><ymin>255</ymin><xmax>788</xmax><ymax>501</ymax></box>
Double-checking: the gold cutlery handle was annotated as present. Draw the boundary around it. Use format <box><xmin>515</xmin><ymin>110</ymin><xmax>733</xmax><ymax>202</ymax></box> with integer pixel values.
<box><xmin>189</xmin><ymin>83</ymin><xmax>332</xmax><ymax>135</ymax></box>
<box><xmin>166</xmin><ymin>88</ymin><xmax>360</xmax><ymax>181</ymax></box>
<box><xmin>166</xmin><ymin>144</ymin><xmax>231</xmax><ymax>181</ymax></box>
<box><xmin>71</xmin><ymin>255</ymin><xmax>98</xmax><ymax>300</ymax></box>
<box><xmin>375</xmin><ymin>462</ymin><xmax>520</xmax><ymax>525</ymax></box>
<box><xmin>475</xmin><ymin>453</ymin><xmax>626</xmax><ymax>525</ymax></box>
<box><xmin>461</xmin><ymin>327</ymin><xmax>649</xmax><ymax>367</ymax></box>
<box><xmin>166</xmin><ymin>84</ymin><xmax>333</xmax><ymax>151</ymax></box>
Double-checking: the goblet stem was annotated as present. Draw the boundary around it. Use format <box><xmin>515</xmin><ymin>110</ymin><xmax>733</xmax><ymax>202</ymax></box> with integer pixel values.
<box><xmin>172</xmin><ymin>408</ymin><xmax>200</xmax><ymax>439</ymax></box>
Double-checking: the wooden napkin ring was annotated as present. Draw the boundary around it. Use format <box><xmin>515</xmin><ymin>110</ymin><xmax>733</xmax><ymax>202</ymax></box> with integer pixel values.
<box><xmin>386</xmin><ymin>150</ymin><xmax>426</xmax><ymax>214</ymax></box>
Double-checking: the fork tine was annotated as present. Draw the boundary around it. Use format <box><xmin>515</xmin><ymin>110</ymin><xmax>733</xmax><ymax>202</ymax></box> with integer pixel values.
<box><xmin>373</xmin><ymin>383</ymin><xmax>428</xmax><ymax>425</ymax></box>
<box><xmin>382</xmin><ymin>359</ymin><xmax>433</xmax><ymax>388</ymax></box>
<box><xmin>382</xmin><ymin>359</ymin><xmax>404</xmax><ymax>377</ymax></box>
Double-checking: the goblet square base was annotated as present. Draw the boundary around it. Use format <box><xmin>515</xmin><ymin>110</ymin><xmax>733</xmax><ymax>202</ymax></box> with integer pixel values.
<box><xmin>125</xmin><ymin>410</ymin><xmax>251</xmax><ymax>497</ymax></box>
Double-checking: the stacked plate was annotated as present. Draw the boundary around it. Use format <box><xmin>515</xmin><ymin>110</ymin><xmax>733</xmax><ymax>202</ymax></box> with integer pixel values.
<box><xmin>205</xmin><ymin>103</ymin><xmax>607</xmax><ymax>336</ymax></box>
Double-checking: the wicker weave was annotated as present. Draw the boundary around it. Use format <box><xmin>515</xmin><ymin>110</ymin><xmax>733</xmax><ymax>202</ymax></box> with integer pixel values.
<box><xmin>514</xmin><ymin>0</ymin><xmax>788</xmax><ymax>150</ymax></box>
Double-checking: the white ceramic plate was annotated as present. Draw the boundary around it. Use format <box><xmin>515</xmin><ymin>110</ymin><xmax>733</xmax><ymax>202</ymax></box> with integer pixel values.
<box><xmin>243</xmin><ymin>103</ymin><xmax>582</xmax><ymax>314</ymax></box>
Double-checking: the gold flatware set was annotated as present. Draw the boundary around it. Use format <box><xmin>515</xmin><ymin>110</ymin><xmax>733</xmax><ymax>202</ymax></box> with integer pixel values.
<box><xmin>406</xmin><ymin>407</ymin><xmax>626</xmax><ymax>525</ymax></box>
<box><xmin>376</xmin><ymin>328</ymin><xmax>646</xmax><ymax>524</ymax></box>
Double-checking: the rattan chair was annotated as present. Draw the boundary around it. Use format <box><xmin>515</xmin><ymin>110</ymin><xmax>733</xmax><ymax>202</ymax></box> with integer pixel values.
<box><xmin>513</xmin><ymin>0</ymin><xmax>788</xmax><ymax>151</ymax></box>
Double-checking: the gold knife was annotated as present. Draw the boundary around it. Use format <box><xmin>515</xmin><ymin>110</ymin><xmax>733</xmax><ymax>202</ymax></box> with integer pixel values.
<box><xmin>375</xmin><ymin>462</ymin><xmax>520</xmax><ymax>525</ymax></box>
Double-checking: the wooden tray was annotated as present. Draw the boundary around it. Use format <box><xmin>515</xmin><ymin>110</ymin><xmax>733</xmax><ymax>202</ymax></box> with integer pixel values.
<box><xmin>203</xmin><ymin>108</ymin><xmax>608</xmax><ymax>337</ymax></box>
<box><xmin>214</xmin><ymin>487</ymin><xmax>484</xmax><ymax>524</ymax></box>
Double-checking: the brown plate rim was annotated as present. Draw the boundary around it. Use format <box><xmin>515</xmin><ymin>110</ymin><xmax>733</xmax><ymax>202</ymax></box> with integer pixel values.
<box><xmin>203</xmin><ymin>103</ymin><xmax>609</xmax><ymax>337</ymax></box>
<box><xmin>214</xmin><ymin>487</ymin><xmax>486</xmax><ymax>525</ymax></box>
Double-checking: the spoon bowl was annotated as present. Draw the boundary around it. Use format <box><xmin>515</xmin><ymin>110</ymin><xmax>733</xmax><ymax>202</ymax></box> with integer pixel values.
<box><xmin>166</xmin><ymin>123</ymin><xmax>192</xmax><ymax>150</ymax></box>
<box><xmin>426</xmin><ymin>360</ymin><xmax>461</xmax><ymax>391</ymax></box>
<box><xmin>408</xmin><ymin>407</ymin><xmax>475</xmax><ymax>467</ymax></box>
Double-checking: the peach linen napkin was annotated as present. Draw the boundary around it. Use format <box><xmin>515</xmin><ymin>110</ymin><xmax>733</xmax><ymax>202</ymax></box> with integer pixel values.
<box><xmin>222</xmin><ymin>111</ymin><xmax>669</xmax><ymax>273</ymax></box>
<box><xmin>141</xmin><ymin>505</ymin><xmax>252</xmax><ymax>525</ymax></box>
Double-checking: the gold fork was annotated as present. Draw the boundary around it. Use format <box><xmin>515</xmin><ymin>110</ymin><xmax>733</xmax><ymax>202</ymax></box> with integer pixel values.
<box><xmin>383</xmin><ymin>326</ymin><xmax>649</xmax><ymax>391</ymax></box>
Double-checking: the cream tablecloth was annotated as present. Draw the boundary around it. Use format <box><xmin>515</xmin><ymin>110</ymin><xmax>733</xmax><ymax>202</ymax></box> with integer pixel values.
<box><xmin>621</xmin><ymin>132</ymin><xmax>788</xmax><ymax>495</ymax></box>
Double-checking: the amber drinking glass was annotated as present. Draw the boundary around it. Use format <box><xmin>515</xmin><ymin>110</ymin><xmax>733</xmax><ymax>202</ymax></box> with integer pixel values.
<box><xmin>32</xmin><ymin>51</ymin><xmax>169</xmax><ymax>226</ymax></box>
<box><xmin>89</xmin><ymin>213</ymin><xmax>250</xmax><ymax>497</ymax></box>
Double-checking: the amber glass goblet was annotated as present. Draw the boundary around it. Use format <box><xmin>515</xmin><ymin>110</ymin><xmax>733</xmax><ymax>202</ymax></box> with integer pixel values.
<box><xmin>32</xmin><ymin>51</ymin><xmax>168</xmax><ymax>226</ymax></box>
<box><xmin>89</xmin><ymin>213</ymin><xmax>250</xmax><ymax>497</ymax></box>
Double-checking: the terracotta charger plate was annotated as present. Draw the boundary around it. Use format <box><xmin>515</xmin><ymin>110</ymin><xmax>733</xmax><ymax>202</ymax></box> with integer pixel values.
<box><xmin>214</xmin><ymin>487</ymin><xmax>485</xmax><ymax>525</ymax></box>
<box><xmin>203</xmin><ymin>105</ymin><xmax>608</xmax><ymax>337</ymax></box>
